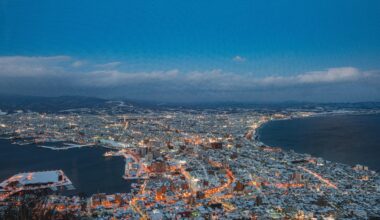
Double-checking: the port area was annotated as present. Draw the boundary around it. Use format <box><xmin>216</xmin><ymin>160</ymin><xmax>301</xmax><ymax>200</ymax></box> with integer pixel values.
<box><xmin>104</xmin><ymin>149</ymin><xmax>149</xmax><ymax>180</ymax></box>
<box><xmin>0</xmin><ymin>170</ymin><xmax>74</xmax><ymax>201</ymax></box>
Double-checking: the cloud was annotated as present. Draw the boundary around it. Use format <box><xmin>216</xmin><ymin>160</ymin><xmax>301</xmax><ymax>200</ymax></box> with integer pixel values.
<box><xmin>0</xmin><ymin>56</ymin><xmax>379</xmax><ymax>102</ymax></box>
<box><xmin>71</xmin><ymin>61</ymin><xmax>85</xmax><ymax>68</ymax></box>
<box><xmin>95</xmin><ymin>61</ymin><xmax>122</xmax><ymax>69</ymax></box>
<box><xmin>0</xmin><ymin>56</ymin><xmax>372</xmax><ymax>88</ymax></box>
<box><xmin>0</xmin><ymin>56</ymin><xmax>70</xmax><ymax>77</ymax></box>
<box><xmin>74</xmin><ymin>67</ymin><xmax>375</xmax><ymax>96</ymax></box>
<box><xmin>80</xmin><ymin>69</ymin><xmax>179</xmax><ymax>87</ymax></box>
<box><xmin>297</xmin><ymin>67</ymin><xmax>360</xmax><ymax>83</ymax></box>
<box><xmin>257</xmin><ymin>67</ymin><xmax>362</xmax><ymax>86</ymax></box>
<box><xmin>232</xmin><ymin>55</ymin><xmax>246</xmax><ymax>62</ymax></box>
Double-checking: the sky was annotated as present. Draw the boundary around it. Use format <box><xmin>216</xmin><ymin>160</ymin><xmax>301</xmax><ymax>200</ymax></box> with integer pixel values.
<box><xmin>0</xmin><ymin>0</ymin><xmax>380</xmax><ymax>102</ymax></box>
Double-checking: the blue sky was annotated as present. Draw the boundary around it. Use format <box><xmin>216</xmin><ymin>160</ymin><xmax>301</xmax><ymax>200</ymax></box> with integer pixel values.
<box><xmin>0</xmin><ymin>0</ymin><xmax>380</xmax><ymax>102</ymax></box>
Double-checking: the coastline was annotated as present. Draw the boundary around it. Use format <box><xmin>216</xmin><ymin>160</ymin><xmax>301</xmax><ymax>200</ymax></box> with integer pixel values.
<box><xmin>256</xmin><ymin>111</ymin><xmax>380</xmax><ymax>143</ymax></box>
<box><xmin>255</xmin><ymin>112</ymin><xmax>380</xmax><ymax>171</ymax></box>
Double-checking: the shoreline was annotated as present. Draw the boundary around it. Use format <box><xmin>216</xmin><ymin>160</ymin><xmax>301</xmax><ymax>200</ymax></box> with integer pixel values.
<box><xmin>255</xmin><ymin>112</ymin><xmax>380</xmax><ymax>171</ymax></box>
<box><xmin>256</xmin><ymin>111</ymin><xmax>380</xmax><ymax>143</ymax></box>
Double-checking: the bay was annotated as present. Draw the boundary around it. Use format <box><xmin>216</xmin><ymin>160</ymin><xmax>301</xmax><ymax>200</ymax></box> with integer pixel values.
<box><xmin>258</xmin><ymin>114</ymin><xmax>380</xmax><ymax>171</ymax></box>
<box><xmin>0</xmin><ymin>140</ymin><xmax>132</xmax><ymax>195</ymax></box>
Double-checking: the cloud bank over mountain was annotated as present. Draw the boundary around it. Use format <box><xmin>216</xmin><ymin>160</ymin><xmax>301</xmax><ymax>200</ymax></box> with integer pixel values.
<box><xmin>0</xmin><ymin>56</ymin><xmax>379</xmax><ymax>102</ymax></box>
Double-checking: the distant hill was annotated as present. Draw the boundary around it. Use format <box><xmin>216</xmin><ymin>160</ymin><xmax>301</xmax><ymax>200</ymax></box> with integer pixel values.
<box><xmin>131</xmin><ymin>100</ymin><xmax>380</xmax><ymax>111</ymax></box>
<box><xmin>0</xmin><ymin>95</ymin><xmax>108</xmax><ymax>113</ymax></box>
<box><xmin>0</xmin><ymin>94</ymin><xmax>379</xmax><ymax>113</ymax></box>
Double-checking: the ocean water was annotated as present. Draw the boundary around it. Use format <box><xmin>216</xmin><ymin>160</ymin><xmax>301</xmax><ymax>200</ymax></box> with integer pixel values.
<box><xmin>0</xmin><ymin>140</ymin><xmax>132</xmax><ymax>195</ymax></box>
<box><xmin>258</xmin><ymin>114</ymin><xmax>380</xmax><ymax>171</ymax></box>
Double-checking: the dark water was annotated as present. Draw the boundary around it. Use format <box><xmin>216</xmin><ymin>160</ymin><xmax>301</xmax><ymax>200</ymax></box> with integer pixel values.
<box><xmin>0</xmin><ymin>140</ymin><xmax>132</xmax><ymax>195</ymax></box>
<box><xmin>258</xmin><ymin>114</ymin><xmax>380</xmax><ymax>171</ymax></box>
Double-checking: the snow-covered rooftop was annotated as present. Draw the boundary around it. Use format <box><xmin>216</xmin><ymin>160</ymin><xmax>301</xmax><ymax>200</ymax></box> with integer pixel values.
<box><xmin>1</xmin><ymin>170</ymin><xmax>61</xmax><ymax>187</ymax></box>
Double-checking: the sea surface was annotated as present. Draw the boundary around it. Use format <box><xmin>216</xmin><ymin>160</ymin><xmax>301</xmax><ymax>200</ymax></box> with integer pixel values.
<box><xmin>258</xmin><ymin>113</ymin><xmax>380</xmax><ymax>171</ymax></box>
<box><xmin>0</xmin><ymin>140</ymin><xmax>132</xmax><ymax>195</ymax></box>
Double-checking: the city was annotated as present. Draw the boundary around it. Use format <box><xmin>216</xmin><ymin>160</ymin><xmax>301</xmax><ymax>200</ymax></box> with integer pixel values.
<box><xmin>0</xmin><ymin>104</ymin><xmax>379</xmax><ymax>219</ymax></box>
<box><xmin>1</xmin><ymin>0</ymin><xmax>380</xmax><ymax>219</ymax></box>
